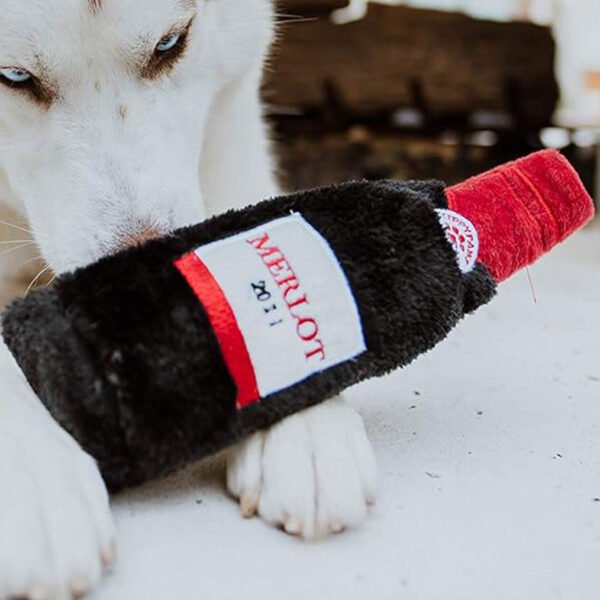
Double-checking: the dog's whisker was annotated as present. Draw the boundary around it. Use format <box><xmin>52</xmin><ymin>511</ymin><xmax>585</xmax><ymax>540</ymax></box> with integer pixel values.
<box><xmin>0</xmin><ymin>240</ymin><xmax>35</xmax><ymax>245</ymax></box>
<box><xmin>274</xmin><ymin>13</ymin><xmax>317</xmax><ymax>25</ymax></box>
<box><xmin>25</xmin><ymin>264</ymin><xmax>52</xmax><ymax>297</ymax></box>
<box><xmin>276</xmin><ymin>17</ymin><xmax>317</xmax><ymax>25</ymax></box>
<box><xmin>0</xmin><ymin>242</ymin><xmax>35</xmax><ymax>259</ymax></box>
<box><xmin>0</xmin><ymin>219</ymin><xmax>33</xmax><ymax>235</ymax></box>
<box><xmin>20</xmin><ymin>254</ymin><xmax>44</xmax><ymax>268</ymax></box>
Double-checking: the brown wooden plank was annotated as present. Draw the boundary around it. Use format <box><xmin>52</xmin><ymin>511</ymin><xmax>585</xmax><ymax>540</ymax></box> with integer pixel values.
<box><xmin>267</xmin><ymin>4</ymin><xmax>557</xmax><ymax>122</ymax></box>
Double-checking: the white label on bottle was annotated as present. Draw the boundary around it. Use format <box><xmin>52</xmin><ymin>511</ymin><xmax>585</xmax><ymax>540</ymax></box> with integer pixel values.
<box><xmin>177</xmin><ymin>214</ymin><xmax>366</xmax><ymax>406</ymax></box>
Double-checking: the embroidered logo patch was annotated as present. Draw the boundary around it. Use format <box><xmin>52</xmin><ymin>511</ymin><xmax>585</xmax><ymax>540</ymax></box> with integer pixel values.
<box><xmin>174</xmin><ymin>214</ymin><xmax>366</xmax><ymax>409</ymax></box>
<box><xmin>435</xmin><ymin>209</ymin><xmax>479</xmax><ymax>274</ymax></box>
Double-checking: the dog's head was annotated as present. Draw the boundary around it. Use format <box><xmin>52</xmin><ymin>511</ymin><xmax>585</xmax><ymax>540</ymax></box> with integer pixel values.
<box><xmin>0</xmin><ymin>0</ymin><xmax>273</xmax><ymax>274</ymax></box>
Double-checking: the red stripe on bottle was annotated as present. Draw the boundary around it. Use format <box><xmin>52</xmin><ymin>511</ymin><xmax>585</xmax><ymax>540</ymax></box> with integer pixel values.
<box><xmin>174</xmin><ymin>252</ymin><xmax>260</xmax><ymax>409</ymax></box>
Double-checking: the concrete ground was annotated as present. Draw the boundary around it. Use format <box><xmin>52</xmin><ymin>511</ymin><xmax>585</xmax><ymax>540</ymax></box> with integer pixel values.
<box><xmin>99</xmin><ymin>224</ymin><xmax>600</xmax><ymax>600</ymax></box>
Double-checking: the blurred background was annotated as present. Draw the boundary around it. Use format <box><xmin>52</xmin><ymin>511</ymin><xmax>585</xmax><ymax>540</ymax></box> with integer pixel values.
<box><xmin>265</xmin><ymin>0</ymin><xmax>599</xmax><ymax>210</ymax></box>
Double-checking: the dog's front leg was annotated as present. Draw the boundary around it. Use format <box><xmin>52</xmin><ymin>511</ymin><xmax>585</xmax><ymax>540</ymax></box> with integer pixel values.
<box><xmin>227</xmin><ymin>397</ymin><xmax>378</xmax><ymax>539</ymax></box>
<box><xmin>201</xmin><ymin>68</ymin><xmax>378</xmax><ymax>539</ymax></box>
<box><xmin>0</xmin><ymin>339</ymin><xmax>115</xmax><ymax>600</ymax></box>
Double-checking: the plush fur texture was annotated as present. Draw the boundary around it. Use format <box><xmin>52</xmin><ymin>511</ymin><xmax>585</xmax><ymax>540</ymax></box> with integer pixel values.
<box><xmin>3</xmin><ymin>179</ymin><xmax>497</xmax><ymax>491</ymax></box>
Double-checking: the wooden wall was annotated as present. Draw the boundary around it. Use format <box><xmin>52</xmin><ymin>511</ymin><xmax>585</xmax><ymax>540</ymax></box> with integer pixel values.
<box><xmin>266</xmin><ymin>3</ymin><xmax>569</xmax><ymax>194</ymax></box>
<box><xmin>267</xmin><ymin>4</ymin><xmax>558</xmax><ymax>124</ymax></box>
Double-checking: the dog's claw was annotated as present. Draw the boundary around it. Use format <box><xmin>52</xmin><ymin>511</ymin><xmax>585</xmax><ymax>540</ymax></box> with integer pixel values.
<box><xmin>27</xmin><ymin>586</ymin><xmax>49</xmax><ymax>600</ymax></box>
<box><xmin>283</xmin><ymin>516</ymin><xmax>302</xmax><ymax>535</ymax></box>
<box><xmin>70</xmin><ymin>577</ymin><xmax>89</xmax><ymax>599</ymax></box>
<box><xmin>240</xmin><ymin>492</ymin><xmax>258</xmax><ymax>518</ymax></box>
<box><xmin>101</xmin><ymin>541</ymin><xmax>117</xmax><ymax>568</ymax></box>
<box><xmin>330</xmin><ymin>521</ymin><xmax>344</xmax><ymax>534</ymax></box>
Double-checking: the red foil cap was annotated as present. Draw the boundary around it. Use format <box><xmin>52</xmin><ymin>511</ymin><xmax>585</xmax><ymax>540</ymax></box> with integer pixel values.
<box><xmin>446</xmin><ymin>150</ymin><xmax>595</xmax><ymax>282</ymax></box>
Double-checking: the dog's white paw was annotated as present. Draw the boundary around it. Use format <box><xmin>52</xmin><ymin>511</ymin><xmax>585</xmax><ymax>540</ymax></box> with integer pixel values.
<box><xmin>0</xmin><ymin>416</ymin><xmax>116</xmax><ymax>600</ymax></box>
<box><xmin>227</xmin><ymin>397</ymin><xmax>377</xmax><ymax>540</ymax></box>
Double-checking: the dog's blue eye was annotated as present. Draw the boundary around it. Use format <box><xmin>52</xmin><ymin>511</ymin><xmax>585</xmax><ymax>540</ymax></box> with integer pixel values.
<box><xmin>0</xmin><ymin>68</ymin><xmax>32</xmax><ymax>84</ymax></box>
<box><xmin>156</xmin><ymin>34</ymin><xmax>180</xmax><ymax>53</ymax></box>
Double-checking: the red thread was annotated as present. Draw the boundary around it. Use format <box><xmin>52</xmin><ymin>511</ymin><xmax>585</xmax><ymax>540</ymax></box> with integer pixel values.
<box><xmin>174</xmin><ymin>252</ymin><xmax>260</xmax><ymax>409</ymax></box>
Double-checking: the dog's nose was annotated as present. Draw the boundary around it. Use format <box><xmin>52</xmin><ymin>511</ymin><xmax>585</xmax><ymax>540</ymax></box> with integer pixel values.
<box><xmin>119</xmin><ymin>227</ymin><xmax>163</xmax><ymax>250</ymax></box>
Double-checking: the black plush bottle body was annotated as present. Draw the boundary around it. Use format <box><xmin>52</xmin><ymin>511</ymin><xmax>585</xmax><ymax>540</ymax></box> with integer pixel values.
<box><xmin>2</xmin><ymin>180</ymin><xmax>495</xmax><ymax>490</ymax></box>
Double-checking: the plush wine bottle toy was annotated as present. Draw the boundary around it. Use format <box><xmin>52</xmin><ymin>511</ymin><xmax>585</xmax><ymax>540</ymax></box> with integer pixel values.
<box><xmin>2</xmin><ymin>150</ymin><xmax>594</xmax><ymax>491</ymax></box>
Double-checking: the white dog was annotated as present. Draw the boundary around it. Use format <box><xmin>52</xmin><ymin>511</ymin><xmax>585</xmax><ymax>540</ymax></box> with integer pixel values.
<box><xmin>0</xmin><ymin>1</ymin><xmax>377</xmax><ymax>598</ymax></box>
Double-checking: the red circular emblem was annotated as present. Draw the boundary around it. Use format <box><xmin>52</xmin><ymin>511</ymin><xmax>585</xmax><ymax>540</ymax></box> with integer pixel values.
<box><xmin>435</xmin><ymin>209</ymin><xmax>479</xmax><ymax>273</ymax></box>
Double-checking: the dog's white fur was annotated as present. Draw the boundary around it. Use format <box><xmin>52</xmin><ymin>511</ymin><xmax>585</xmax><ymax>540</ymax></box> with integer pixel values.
<box><xmin>0</xmin><ymin>1</ymin><xmax>377</xmax><ymax>598</ymax></box>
